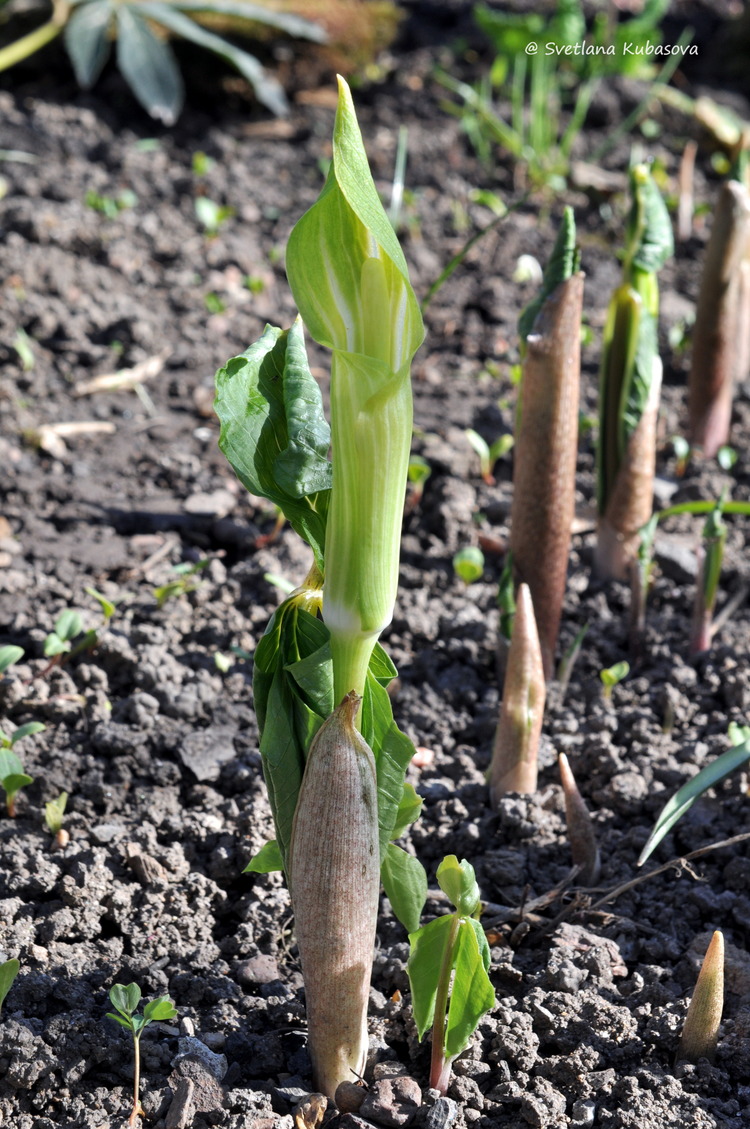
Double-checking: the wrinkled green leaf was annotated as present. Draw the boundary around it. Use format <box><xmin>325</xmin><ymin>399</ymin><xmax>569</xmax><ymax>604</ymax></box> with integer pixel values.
<box><xmin>215</xmin><ymin>320</ymin><xmax>331</xmax><ymax>568</ymax></box>
<box><xmin>407</xmin><ymin>913</ymin><xmax>454</xmax><ymax>1040</ymax></box>
<box><xmin>638</xmin><ymin>736</ymin><xmax>750</xmax><ymax>866</ymax></box>
<box><xmin>116</xmin><ymin>7</ymin><xmax>184</xmax><ymax>125</ymax></box>
<box><xmin>444</xmin><ymin>919</ymin><xmax>495</xmax><ymax>1059</ymax></box>
<box><xmin>518</xmin><ymin>206</ymin><xmax>578</xmax><ymax>345</ymax></box>
<box><xmin>437</xmin><ymin>855</ymin><xmax>482</xmax><ymax>918</ymax></box>
<box><xmin>64</xmin><ymin>0</ymin><xmax>113</xmax><ymax>88</ymax></box>
<box><xmin>0</xmin><ymin>958</ymin><xmax>20</xmax><ymax>1013</ymax></box>
<box><xmin>243</xmin><ymin>839</ymin><xmax>283</xmax><ymax>874</ymax></box>
<box><xmin>382</xmin><ymin>843</ymin><xmax>427</xmax><ymax>935</ymax></box>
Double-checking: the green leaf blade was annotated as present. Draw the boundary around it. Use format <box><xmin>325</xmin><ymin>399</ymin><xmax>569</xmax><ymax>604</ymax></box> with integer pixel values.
<box><xmin>64</xmin><ymin>0</ymin><xmax>113</xmax><ymax>89</ymax></box>
<box><xmin>116</xmin><ymin>7</ymin><xmax>184</xmax><ymax>125</ymax></box>
<box><xmin>382</xmin><ymin>843</ymin><xmax>427</xmax><ymax>935</ymax></box>
<box><xmin>0</xmin><ymin>958</ymin><xmax>20</xmax><ymax>1012</ymax></box>
<box><xmin>407</xmin><ymin>914</ymin><xmax>455</xmax><ymax>1040</ymax></box>
<box><xmin>444</xmin><ymin>920</ymin><xmax>495</xmax><ymax>1060</ymax></box>
<box><xmin>243</xmin><ymin>839</ymin><xmax>284</xmax><ymax>874</ymax></box>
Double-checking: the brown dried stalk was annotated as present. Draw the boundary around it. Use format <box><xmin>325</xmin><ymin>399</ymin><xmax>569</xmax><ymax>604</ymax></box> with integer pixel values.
<box><xmin>558</xmin><ymin>753</ymin><xmax>600</xmax><ymax>885</ymax></box>
<box><xmin>489</xmin><ymin>583</ymin><xmax>546</xmax><ymax>803</ymax></box>
<box><xmin>288</xmin><ymin>692</ymin><xmax>380</xmax><ymax>1100</ymax></box>
<box><xmin>677</xmin><ymin>930</ymin><xmax>724</xmax><ymax>1065</ymax></box>
<box><xmin>688</xmin><ymin>179</ymin><xmax>750</xmax><ymax>457</ymax></box>
<box><xmin>510</xmin><ymin>273</ymin><xmax>584</xmax><ymax>679</ymax></box>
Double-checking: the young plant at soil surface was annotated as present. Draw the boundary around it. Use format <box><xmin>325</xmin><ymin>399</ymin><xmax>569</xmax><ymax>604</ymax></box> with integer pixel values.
<box><xmin>44</xmin><ymin>791</ymin><xmax>69</xmax><ymax>849</ymax></box>
<box><xmin>558</xmin><ymin>753</ymin><xmax>600</xmax><ymax>885</ymax></box>
<box><xmin>690</xmin><ymin>499</ymin><xmax>727</xmax><ymax>655</ymax></box>
<box><xmin>677</xmin><ymin>930</ymin><xmax>724</xmax><ymax>1065</ymax></box>
<box><xmin>510</xmin><ymin>206</ymin><xmax>584</xmax><ymax>678</ymax></box>
<box><xmin>215</xmin><ymin>77</ymin><xmax>427</xmax><ymax>1099</ymax></box>
<box><xmin>595</xmin><ymin>163</ymin><xmax>673</xmax><ymax>580</ymax></box>
<box><xmin>629</xmin><ymin>514</ymin><xmax>658</xmax><ymax>656</ymax></box>
<box><xmin>407</xmin><ymin>856</ymin><xmax>495</xmax><ymax>1095</ymax></box>
<box><xmin>106</xmin><ymin>983</ymin><xmax>177</xmax><ymax>1128</ymax></box>
<box><xmin>488</xmin><ymin>583</ymin><xmax>545</xmax><ymax>803</ymax></box>
<box><xmin>0</xmin><ymin>958</ymin><xmax>20</xmax><ymax>1013</ymax></box>
<box><xmin>688</xmin><ymin>174</ymin><xmax>750</xmax><ymax>458</ymax></box>
<box><xmin>0</xmin><ymin>748</ymin><xmax>34</xmax><ymax>817</ymax></box>
<box><xmin>599</xmin><ymin>660</ymin><xmax>629</xmax><ymax>700</ymax></box>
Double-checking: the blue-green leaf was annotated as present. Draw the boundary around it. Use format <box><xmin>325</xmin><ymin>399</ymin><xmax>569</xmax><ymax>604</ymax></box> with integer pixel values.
<box><xmin>64</xmin><ymin>0</ymin><xmax>113</xmax><ymax>89</ymax></box>
<box><xmin>116</xmin><ymin>7</ymin><xmax>184</xmax><ymax>125</ymax></box>
<box><xmin>172</xmin><ymin>0</ymin><xmax>327</xmax><ymax>41</ymax></box>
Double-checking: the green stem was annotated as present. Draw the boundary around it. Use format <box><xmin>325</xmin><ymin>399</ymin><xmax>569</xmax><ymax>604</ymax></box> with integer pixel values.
<box><xmin>429</xmin><ymin>913</ymin><xmax>461</xmax><ymax>1094</ymax></box>
<box><xmin>329</xmin><ymin>630</ymin><xmax>377</xmax><ymax>707</ymax></box>
<box><xmin>0</xmin><ymin>16</ymin><xmax>65</xmax><ymax>73</ymax></box>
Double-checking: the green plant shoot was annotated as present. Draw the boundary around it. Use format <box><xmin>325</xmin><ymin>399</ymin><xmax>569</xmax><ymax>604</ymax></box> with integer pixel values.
<box><xmin>638</xmin><ymin>727</ymin><xmax>750</xmax><ymax>866</ymax></box>
<box><xmin>600</xmin><ymin>660</ymin><xmax>629</xmax><ymax>699</ymax></box>
<box><xmin>690</xmin><ymin>499</ymin><xmax>727</xmax><ymax>655</ymax></box>
<box><xmin>0</xmin><ymin>646</ymin><xmax>24</xmax><ymax>675</ymax></box>
<box><xmin>44</xmin><ymin>792</ymin><xmax>68</xmax><ymax>836</ymax></box>
<box><xmin>107</xmin><ymin>983</ymin><xmax>177</xmax><ymax>1128</ymax></box>
<box><xmin>0</xmin><ymin>749</ymin><xmax>34</xmax><ymax>818</ymax></box>
<box><xmin>453</xmin><ymin>546</ymin><xmax>485</xmax><ymax>584</ymax></box>
<box><xmin>407</xmin><ymin>856</ymin><xmax>495</xmax><ymax>1094</ymax></box>
<box><xmin>465</xmin><ymin>428</ymin><xmax>514</xmax><ymax>484</ymax></box>
<box><xmin>0</xmin><ymin>958</ymin><xmax>20</xmax><ymax>1014</ymax></box>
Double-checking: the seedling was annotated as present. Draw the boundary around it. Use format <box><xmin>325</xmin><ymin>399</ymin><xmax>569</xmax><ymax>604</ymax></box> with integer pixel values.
<box><xmin>556</xmin><ymin>622</ymin><xmax>589</xmax><ymax>702</ymax></box>
<box><xmin>407</xmin><ymin>454</ymin><xmax>431</xmax><ymax>508</ymax></box>
<box><xmin>85</xmin><ymin>188</ymin><xmax>138</xmax><ymax>218</ymax></box>
<box><xmin>717</xmin><ymin>445</ymin><xmax>738</xmax><ymax>471</ymax></box>
<box><xmin>107</xmin><ymin>983</ymin><xmax>177</xmax><ymax>1128</ymax></box>
<box><xmin>630</xmin><ymin>515</ymin><xmax>658</xmax><ymax>656</ymax></box>
<box><xmin>489</xmin><ymin>583</ymin><xmax>545</xmax><ymax>802</ymax></box>
<box><xmin>0</xmin><ymin>958</ymin><xmax>20</xmax><ymax>1013</ymax></box>
<box><xmin>153</xmin><ymin>559</ymin><xmax>210</xmax><ymax>608</ymax></box>
<box><xmin>44</xmin><ymin>792</ymin><xmax>69</xmax><ymax>848</ymax></box>
<box><xmin>559</xmin><ymin>753</ymin><xmax>600</xmax><ymax>885</ymax></box>
<box><xmin>465</xmin><ymin>428</ymin><xmax>513</xmax><ymax>485</ymax></box>
<box><xmin>0</xmin><ymin>721</ymin><xmax>45</xmax><ymax>750</ymax></box>
<box><xmin>596</xmin><ymin>164</ymin><xmax>673</xmax><ymax>580</ymax></box>
<box><xmin>13</xmin><ymin>327</ymin><xmax>35</xmax><ymax>371</ymax></box>
<box><xmin>599</xmin><ymin>660</ymin><xmax>629</xmax><ymax>700</ymax></box>
<box><xmin>0</xmin><ymin>749</ymin><xmax>34</xmax><ymax>817</ymax></box>
<box><xmin>85</xmin><ymin>587</ymin><xmax>117</xmax><ymax>621</ymax></box>
<box><xmin>677</xmin><ymin>931</ymin><xmax>724</xmax><ymax>1065</ymax></box>
<box><xmin>192</xmin><ymin>151</ymin><xmax>216</xmax><ymax>176</ymax></box>
<box><xmin>638</xmin><ymin>725</ymin><xmax>750</xmax><ymax>866</ymax></box>
<box><xmin>216</xmin><ymin>78</ymin><xmax>427</xmax><ymax>1098</ymax></box>
<box><xmin>510</xmin><ymin>207</ymin><xmax>583</xmax><ymax>677</ymax></box>
<box><xmin>453</xmin><ymin>546</ymin><xmax>485</xmax><ymax>584</ymax></box>
<box><xmin>690</xmin><ymin>500</ymin><xmax>727</xmax><ymax>656</ymax></box>
<box><xmin>0</xmin><ymin>646</ymin><xmax>24</xmax><ymax>676</ymax></box>
<box><xmin>407</xmin><ymin>856</ymin><xmax>495</xmax><ymax>1094</ymax></box>
<box><xmin>44</xmin><ymin>608</ymin><xmax>86</xmax><ymax>657</ymax></box>
<box><xmin>671</xmin><ymin>435</ymin><xmax>691</xmax><ymax>476</ymax></box>
<box><xmin>195</xmin><ymin>197</ymin><xmax>234</xmax><ymax>235</ymax></box>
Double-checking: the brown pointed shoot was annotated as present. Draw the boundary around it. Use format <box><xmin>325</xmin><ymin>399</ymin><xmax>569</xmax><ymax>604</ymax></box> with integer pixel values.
<box><xmin>510</xmin><ymin>272</ymin><xmax>584</xmax><ymax>679</ymax></box>
<box><xmin>558</xmin><ymin>753</ymin><xmax>600</xmax><ymax>885</ymax></box>
<box><xmin>489</xmin><ymin>584</ymin><xmax>546</xmax><ymax>804</ymax></box>
<box><xmin>688</xmin><ymin>179</ymin><xmax>750</xmax><ymax>458</ymax></box>
<box><xmin>288</xmin><ymin>692</ymin><xmax>381</xmax><ymax>1100</ymax></box>
<box><xmin>677</xmin><ymin>930</ymin><xmax>724</xmax><ymax>1065</ymax></box>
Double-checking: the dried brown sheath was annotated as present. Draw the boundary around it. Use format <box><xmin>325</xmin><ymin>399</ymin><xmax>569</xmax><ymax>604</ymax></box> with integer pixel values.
<box><xmin>288</xmin><ymin>693</ymin><xmax>380</xmax><ymax>1099</ymax></box>
<box><xmin>688</xmin><ymin>180</ymin><xmax>750</xmax><ymax>457</ymax></box>
<box><xmin>510</xmin><ymin>273</ymin><xmax>584</xmax><ymax>679</ymax></box>
<box><xmin>558</xmin><ymin>752</ymin><xmax>600</xmax><ymax>885</ymax></box>
<box><xmin>677</xmin><ymin>930</ymin><xmax>724</xmax><ymax>1065</ymax></box>
<box><xmin>489</xmin><ymin>583</ymin><xmax>546</xmax><ymax>803</ymax></box>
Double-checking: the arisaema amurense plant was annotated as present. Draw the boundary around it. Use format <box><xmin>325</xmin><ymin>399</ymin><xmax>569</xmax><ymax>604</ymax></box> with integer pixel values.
<box><xmin>596</xmin><ymin>163</ymin><xmax>673</xmax><ymax>580</ymax></box>
<box><xmin>215</xmin><ymin>77</ymin><xmax>427</xmax><ymax>1100</ymax></box>
<box><xmin>407</xmin><ymin>856</ymin><xmax>495</xmax><ymax>1095</ymax></box>
<box><xmin>106</xmin><ymin>983</ymin><xmax>177</xmax><ymax>1128</ymax></box>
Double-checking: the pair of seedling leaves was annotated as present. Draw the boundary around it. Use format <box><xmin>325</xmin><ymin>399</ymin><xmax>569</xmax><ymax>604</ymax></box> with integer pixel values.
<box><xmin>215</xmin><ymin>319</ymin><xmax>428</xmax><ymax>936</ymax></box>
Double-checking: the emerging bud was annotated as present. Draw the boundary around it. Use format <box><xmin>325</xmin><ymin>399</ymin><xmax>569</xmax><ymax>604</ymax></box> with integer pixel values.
<box><xmin>677</xmin><ymin>930</ymin><xmax>724</xmax><ymax>1065</ymax></box>
<box><xmin>558</xmin><ymin>753</ymin><xmax>600</xmax><ymax>885</ymax></box>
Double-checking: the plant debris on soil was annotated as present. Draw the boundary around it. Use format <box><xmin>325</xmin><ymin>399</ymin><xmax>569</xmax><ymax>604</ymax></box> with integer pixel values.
<box><xmin>2</xmin><ymin>3</ymin><xmax>750</xmax><ymax>1127</ymax></box>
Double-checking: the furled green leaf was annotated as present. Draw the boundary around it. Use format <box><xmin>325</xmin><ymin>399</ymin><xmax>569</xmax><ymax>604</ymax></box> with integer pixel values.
<box><xmin>44</xmin><ymin>792</ymin><xmax>68</xmax><ymax>835</ymax></box>
<box><xmin>0</xmin><ymin>958</ymin><xmax>19</xmax><ymax>1013</ymax></box>
<box><xmin>638</xmin><ymin>736</ymin><xmax>750</xmax><ymax>866</ymax></box>
<box><xmin>109</xmin><ymin>982</ymin><xmax>141</xmax><ymax>1018</ymax></box>
<box><xmin>116</xmin><ymin>7</ymin><xmax>184</xmax><ymax>125</ymax></box>
<box><xmin>444</xmin><ymin>919</ymin><xmax>495</xmax><ymax>1059</ymax></box>
<box><xmin>64</xmin><ymin>0</ymin><xmax>113</xmax><ymax>89</ymax></box>
<box><xmin>382</xmin><ymin>843</ymin><xmax>427</xmax><ymax>935</ymax></box>
<box><xmin>215</xmin><ymin>320</ymin><xmax>331</xmax><ymax>568</ymax></box>
<box><xmin>137</xmin><ymin>2</ymin><xmax>289</xmax><ymax>117</ymax></box>
<box><xmin>436</xmin><ymin>855</ymin><xmax>482</xmax><ymax>918</ymax></box>
<box><xmin>0</xmin><ymin>646</ymin><xmax>24</xmax><ymax>675</ymax></box>
<box><xmin>143</xmin><ymin>997</ymin><xmax>178</xmax><ymax>1024</ymax></box>
<box><xmin>407</xmin><ymin>914</ymin><xmax>455</xmax><ymax>1040</ymax></box>
<box><xmin>626</xmin><ymin>164</ymin><xmax>674</xmax><ymax>278</ymax></box>
<box><xmin>243</xmin><ymin>839</ymin><xmax>284</xmax><ymax>874</ymax></box>
<box><xmin>518</xmin><ymin>206</ymin><xmax>578</xmax><ymax>345</ymax></box>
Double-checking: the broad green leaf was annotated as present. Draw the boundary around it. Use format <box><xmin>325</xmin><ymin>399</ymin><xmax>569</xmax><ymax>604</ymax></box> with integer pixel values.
<box><xmin>137</xmin><ymin>2</ymin><xmax>289</xmax><ymax>117</ymax></box>
<box><xmin>0</xmin><ymin>646</ymin><xmax>24</xmax><ymax>675</ymax></box>
<box><xmin>10</xmin><ymin>722</ymin><xmax>45</xmax><ymax>744</ymax></box>
<box><xmin>407</xmin><ymin>914</ymin><xmax>455</xmax><ymax>1040</ymax></box>
<box><xmin>215</xmin><ymin>321</ymin><xmax>331</xmax><ymax>569</ymax></box>
<box><xmin>55</xmin><ymin>609</ymin><xmax>83</xmax><ymax>641</ymax></box>
<box><xmin>382</xmin><ymin>843</ymin><xmax>427</xmax><ymax>935</ymax></box>
<box><xmin>437</xmin><ymin>856</ymin><xmax>482</xmax><ymax>918</ymax></box>
<box><xmin>143</xmin><ymin>997</ymin><xmax>177</xmax><ymax>1024</ymax></box>
<box><xmin>518</xmin><ymin>206</ymin><xmax>578</xmax><ymax>345</ymax></box>
<box><xmin>391</xmin><ymin>783</ymin><xmax>423</xmax><ymax>841</ymax></box>
<box><xmin>444</xmin><ymin>919</ymin><xmax>495</xmax><ymax>1059</ymax></box>
<box><xmin>258</xmin><ymin>666</ymin><xmax>306</xmax><ymax>868</ymax></box>
<box><xmin>109</xmin><ymin>982</ymin><xmax>141</xmax><ymax>1017</ymax></box>
<box><xmin>116</xmin><ymin>7</ymin><xmax>184</xmax><ymax>125</ymax></box>
<box><xmin>43</xmin><ymin>633</ymin><xmax>69</xmax><ymax>658</ymax></box>
<box><xmin>64</xmin><ymin>0</ymin><xmax>113</xmax><ymax>89</ymax></box>
<box><xmin>106</xmin><ymin>1012</ymin><xmax>133</xmax><ymax>1031</ymax></box>
<box><xmin>171</xmin><ymin>0</ymin><xmax>327</xmax><ymax>42</ymax></box>
<box><xmin>243</xmin><ymin>839</ymin><xmax>283</xmax><ymax>874</ymax></box>
<box><xmin>2</xmin><ymin>773</ymin><xmax>33</xmax><ymax>799</ymax></box>
<box><xmin>0</xmin><ymin>749</ymin><xmax>24</xmax><ymax>780</ymax></box>
<box><xmin>0</xmin><ymin>958</ymin><xmax>19</xmax><ymax>1012</ymax></box>
<box><xmin>362</xmin><ymin>672</ymin><xmax>416</xmax><ymax>860</ymax></box>
<box><xmin>638</xmin><ymin>736</ymin><xmax>750</xmax><ymax>866</ymax></box>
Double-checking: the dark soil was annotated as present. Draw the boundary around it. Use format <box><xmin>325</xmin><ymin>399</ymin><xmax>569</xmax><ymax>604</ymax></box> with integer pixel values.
<box><xmin>2</xmin><ymin>3</ymin><xmax>750</xmax><ymax>1128</ymax></box>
